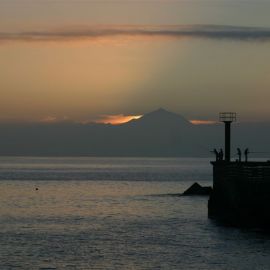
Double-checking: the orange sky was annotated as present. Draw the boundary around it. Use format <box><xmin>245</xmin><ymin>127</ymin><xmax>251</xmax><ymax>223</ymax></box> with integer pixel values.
<box><xmin>1</xmin><ymin>1</ymin><xmax>270</xmax><ymax>123</ymax></box>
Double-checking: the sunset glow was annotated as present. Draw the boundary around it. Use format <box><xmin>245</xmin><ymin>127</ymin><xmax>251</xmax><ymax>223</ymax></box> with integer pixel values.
<box><xmin>0</xmin><ymin>0</ymin><xmax>270</xmax><ymax>122</ymax></box>
<box><xmin>95</xmin><ymin>114</ymin><xmax>142</xmax><ymax>125</ymax></box>
<box><xmin>190</xmin><ymin>120</ymin><xmax>218</xmax><ymax>125</ymax></box>
<box><xmin>1</xmin><ymin>1</ymin><xmax>270</xmax><ymax>268</ymax></box>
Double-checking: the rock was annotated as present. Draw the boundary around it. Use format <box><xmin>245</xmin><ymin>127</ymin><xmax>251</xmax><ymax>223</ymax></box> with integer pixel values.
<box><xmin>183</xmin><ymin>182</ymin><xmax>212</xmax><ymax>196</ymax></box>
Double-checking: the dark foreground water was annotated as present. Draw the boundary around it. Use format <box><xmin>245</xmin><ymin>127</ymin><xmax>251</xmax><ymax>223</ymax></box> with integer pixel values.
<box><xmin>0</xmin><ymin>157</ymin><xmax>270</xmax><ymax>270</ymax></box>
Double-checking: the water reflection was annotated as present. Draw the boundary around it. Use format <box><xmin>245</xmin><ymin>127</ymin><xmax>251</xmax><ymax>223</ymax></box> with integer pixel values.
<box><xmin>0</xmin><ymin>158</ymin><xmax>270</xmax><ymax>269</ymax></box>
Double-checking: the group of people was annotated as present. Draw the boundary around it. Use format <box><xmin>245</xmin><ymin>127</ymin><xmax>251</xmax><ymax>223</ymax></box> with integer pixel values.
<box><xmin>212</xmin><ymin>148</ymin><xmax>224</xmax><ymax>161</ymax></box>
<box><xmin>212</xmin><ymin>148</ymin><xmax>250</xmax><ymax>162</ymax></box>
<box><xmin>236</xmin><ymin>148</ymin><xmax>250</xmax><ymax>162</ymax></box>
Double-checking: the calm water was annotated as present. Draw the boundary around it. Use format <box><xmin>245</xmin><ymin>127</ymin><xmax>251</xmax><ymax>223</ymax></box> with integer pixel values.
<box><xmin>0</xmin><ymin>157</ymin><xmax>270</xmax><ymax>270</ymax></box>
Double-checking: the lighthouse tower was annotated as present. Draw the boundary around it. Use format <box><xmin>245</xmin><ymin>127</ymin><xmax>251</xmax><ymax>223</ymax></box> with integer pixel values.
<box><xmin>219</xmin><ymin>112</ymin><xmax>236</xmax><ymax>162</ymax></box>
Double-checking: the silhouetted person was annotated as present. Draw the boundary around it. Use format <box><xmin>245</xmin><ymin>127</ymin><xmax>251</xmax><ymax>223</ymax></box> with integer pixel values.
<box><xmin>237</xmin><ymin>148</ymin><xmax>242</xmax><ymax>162</ymax></box>
<box><xmin>219</xmin><ymin>149</ymin><xmax>224</xmax><ymax>161</ymax></box>
<box><xmin>213</xmin><ymin>148</ymin><xmax>219</xmax><ymax>161</ymax></box>
<box><xmin>244</xmin><ymin>148</ymin><xmax>249</xmax><ymax>162</ymax></box>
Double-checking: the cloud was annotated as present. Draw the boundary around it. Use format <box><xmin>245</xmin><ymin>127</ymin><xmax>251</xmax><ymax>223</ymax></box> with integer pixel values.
<box><xmin>190</xmin><ymin>119</ymin><xmax>218</xmax><ymax>125</ymax></box>
<box><xmin>1</xmin><ymin>25</ymin><xmax>270</xmax><ymax>43</ymax></box>
<box><xmin>91</xmin><ymin>114</ymin><xmax>142</xmax><ymax>125</ymax></box>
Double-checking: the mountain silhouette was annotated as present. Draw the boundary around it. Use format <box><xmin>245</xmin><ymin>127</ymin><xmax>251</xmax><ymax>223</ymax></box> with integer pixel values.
<box><xmin>127</xmin><ymin>108</ymin><xmax>191</xmax><ymax>128</ymax></box>
<box><xmin>0</xmin><ymin>109</ymin><xmax>269</xmax><ymax>157</ymax></box>
<box><xmin>106</xmin><ymin>108</ymin><xmax>205</xmax><ymax>156</ymax></box>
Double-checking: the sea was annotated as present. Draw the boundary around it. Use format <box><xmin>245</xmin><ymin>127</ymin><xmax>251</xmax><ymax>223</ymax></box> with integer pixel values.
<box><xmin>0</xmin><ymin>157</ymin><xmax>270</xmax><ymax>270</ymax></box>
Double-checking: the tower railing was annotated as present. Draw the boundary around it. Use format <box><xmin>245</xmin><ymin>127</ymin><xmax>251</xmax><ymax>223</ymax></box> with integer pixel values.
<box><xmin>219</xmin><ymin>112</ymin><xmax>236</xmax><ymax>123</ymax></box>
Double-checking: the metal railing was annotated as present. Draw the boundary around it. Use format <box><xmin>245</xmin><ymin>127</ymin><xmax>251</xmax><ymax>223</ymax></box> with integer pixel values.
<box><xmin>219</xmin><ymin>112</ymin><xmax>237</xmax><ymax>122</ymax></box>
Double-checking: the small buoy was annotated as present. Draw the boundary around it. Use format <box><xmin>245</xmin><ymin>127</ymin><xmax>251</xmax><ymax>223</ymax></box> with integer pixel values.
<box><xmin>35</xmin><ymin>188</ymin><xmax>39</xmax><ymax>191</ymax></box>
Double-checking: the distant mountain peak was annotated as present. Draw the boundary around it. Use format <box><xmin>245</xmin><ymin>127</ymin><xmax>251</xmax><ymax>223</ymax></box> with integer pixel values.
<box><xmin>155</xmin><ymin>107</ymin><xmax>168</xmax><ymax>113</ymax></box>
<box><xmin>147</xmin><ymin>108</ymin><xmax>175</xmax><ymax>116</ymax></box>
<box><xmin>126</xmin><ymin>108</ymin><xmax>192</xmax><ymax>127</ymax></box>
<box><xmin>144</xmin><ymin>108</ymin><xmax>189</xmax><ymax>119</ymax></box>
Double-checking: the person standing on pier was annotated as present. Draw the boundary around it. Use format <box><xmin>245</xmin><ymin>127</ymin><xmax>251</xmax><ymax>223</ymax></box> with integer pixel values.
<box><xmin>213</xmin><ymin>149</ymin><xmax>219</xmax><ymax>161</ymax></box>
<box><xmin>244</xmin><ymin>148</ymin><xmax>249</xmax><ymax>162</ymax></box>
<box><xmin>237</xmin><ymin>148</ymin><xmax>242</xmax><ymax>162</ymax></box>
<box><xmin>219</xmin><ymin>149</ymin><xmax>224</xmax><ymax>161</ymax></box>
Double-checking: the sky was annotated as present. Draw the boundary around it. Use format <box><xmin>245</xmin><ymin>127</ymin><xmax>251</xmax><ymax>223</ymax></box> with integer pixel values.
<box><xmin>1</xmin><ymin>0</ymin><xmax>270</xmax><ymax>124</ymax></box>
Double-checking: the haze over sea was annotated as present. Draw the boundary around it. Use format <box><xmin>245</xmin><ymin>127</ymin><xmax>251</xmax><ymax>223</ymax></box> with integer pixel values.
<box><xmin>0</xmin><ymin>157</ymin><xmax>270</xmax><ymax>270</ymax></box>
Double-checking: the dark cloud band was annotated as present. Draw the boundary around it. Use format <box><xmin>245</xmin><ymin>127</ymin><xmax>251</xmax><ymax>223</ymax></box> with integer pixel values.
<box><xmin>1</xmin><ymin>25</ymin><xmax>270</xmax><ymax>42</ymax></box>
